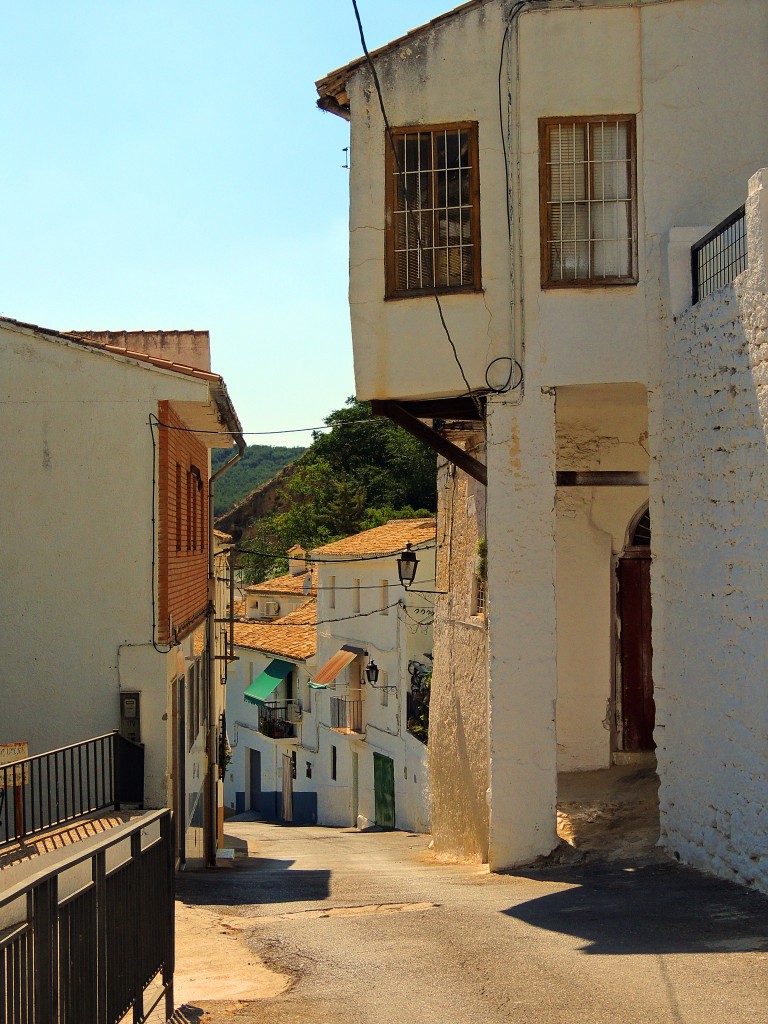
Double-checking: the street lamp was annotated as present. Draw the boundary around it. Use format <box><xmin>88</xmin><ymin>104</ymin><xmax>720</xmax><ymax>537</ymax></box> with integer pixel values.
<box><xmin>365</xmin><ymin>659</ymin><xmax>380</xmax><ymax>685</ymax></box>
<box><xmin>397</xmin><ymin>543</ymin><xmax>419</xmax><ymax>589</ymax></box>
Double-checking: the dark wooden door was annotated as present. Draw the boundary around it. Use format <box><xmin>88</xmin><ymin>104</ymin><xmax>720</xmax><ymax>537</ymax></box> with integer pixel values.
<box><xmin>373</xmin><ymin>753</ymin><xmax>395</xmax><ymax>829</ymax></box>
<box><xmin>617</xmin><ymin>555</ymin><xmax>655</xmax><ymax>751</ymax></box>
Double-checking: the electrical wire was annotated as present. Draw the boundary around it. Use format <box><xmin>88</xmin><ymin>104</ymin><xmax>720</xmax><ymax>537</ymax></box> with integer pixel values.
<box><xmin>234</xmin><ymin>544</ymin><xmax>434</xmax><ymax>565</ymax></box>
<box><xmin>233</xmin><ymin>599</ymin><xmax>404</xmax><ymax>628</ymax></box>
<box><xmin>350</xmin><ymin>0</ymin><xmax>481</xmax><ymax>416</ymax></box>
<box><xmin>148</xmin><ymin>416</ymin><xmax>384</xmax><ymax>438</ymax></box>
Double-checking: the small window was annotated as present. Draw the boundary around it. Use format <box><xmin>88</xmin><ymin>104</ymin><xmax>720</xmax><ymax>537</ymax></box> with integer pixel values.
<box><xmin>380</xmin><ymin>669</ymin><xmax>389</xmax><ymax>708</ymax></box>
<box><xmin>540</xmin><ymin>116</ymin><xmax>637</xmax><ymax>287</ymax></box>
<box><xmin>331</xmin><ymin>744</ymin><xmax>337</xmax><ymax>781</ymax></box>
<box><xmin>290</xmin><ymin>750</ymin><xmax>297</xmax><ymax>780</ymax></box>
<box><xmin>328</xmin><ymin>576</ymin><xmax>336</xmax><ymax>610</ymax></box>
<box><xmin>473</xmin><ymin>578</ymin><xmax>487</xmax><ymax>617</ymax></box>
<box><xmin>385</xmin><ymin>122</ymin><xmax>481</xmax><ymax>298</ymax></box>
<box><xmin>379</xmin><ymin>580</ymin><xmax>389</xmax><ymax>615</ymax></box>
<box><xmin>352</xmin><ymin>579</ymin><xmax>361</xmax><ymax>615</ymax></box>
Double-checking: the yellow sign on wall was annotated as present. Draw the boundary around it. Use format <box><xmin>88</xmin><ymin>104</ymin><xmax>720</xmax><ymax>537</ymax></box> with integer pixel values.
<box><xmin>0</xmin><ymin>742</ymin><xmax>29</xmax><ymax>787</ymax></box>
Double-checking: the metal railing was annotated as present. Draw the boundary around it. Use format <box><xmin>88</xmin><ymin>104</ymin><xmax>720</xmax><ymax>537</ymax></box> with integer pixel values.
<box><xmin>257</xmin><ymin>701</ymin><xmax>301</xmax><ymax>740</ymax></box>
<box><xmin>0</xmin><ymin>732</ymin><xmax>144</xmax><ymax>849</ymax></box>
<box><xmin>0</xmin><ymin>809</ymin><xmax>174</xmax><ymax>1024</ymax></box>
<box><xmin>330</xmin><ymin>696</ymin><xmax>364</xmax><ymax>734</ymax></box>
<box><xmin>691</xmin><ymin>205</ymin><xmax>748</xmax><ymax>304</ymax></box>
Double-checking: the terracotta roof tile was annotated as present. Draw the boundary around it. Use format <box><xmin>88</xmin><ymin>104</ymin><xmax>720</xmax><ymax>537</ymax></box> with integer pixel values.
<box><xmin>311</xmin><ymin>518</ymin><xmax>435</xmax><ymax>559</ymax></box>
<box><xmin>244</xmin><ymin>565</ymin><xmax>317</xmax><ymax>597</ymax></box>
<box><xmin>233</xmin><ymin>599</ymin><xmax>317</xmax><ymax>660</ymax></box>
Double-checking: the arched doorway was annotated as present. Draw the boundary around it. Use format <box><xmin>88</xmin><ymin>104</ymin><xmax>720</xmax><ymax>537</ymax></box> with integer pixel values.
<box><xmin>616</xmin><ymin>505</ymin><xmax>654</xmax><ymax>751</ymax></box>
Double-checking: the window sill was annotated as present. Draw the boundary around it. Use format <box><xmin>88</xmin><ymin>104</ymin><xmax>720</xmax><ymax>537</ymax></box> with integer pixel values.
<box><xmin>541</xmin><ymin>278</ymin><xmax>639</xmax><ymax>291</ymax></box>
<box><xmin>385</xmin><ymin>285</ymin><xmax>485</xmax><ymax>302</ymax></box>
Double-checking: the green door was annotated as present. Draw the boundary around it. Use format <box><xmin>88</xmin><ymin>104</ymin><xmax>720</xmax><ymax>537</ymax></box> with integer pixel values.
<box><xmin>373</xmin><ymin>753</ymin><xmax>395</xmax><ymax>829</ymax></box>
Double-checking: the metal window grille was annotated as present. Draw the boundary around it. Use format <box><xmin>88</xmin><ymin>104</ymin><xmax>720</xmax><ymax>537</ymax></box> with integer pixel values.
<box><xmin>475</xmin><ymin>578</ymin><xmax>487</xmax><ymax>616</ymax></box>
<box><xmin>543</xmin><ymin>118</ymin><xmax>635</xmax><ymax>284</ymax></box>
<box><xmin>388</xmin><ymin>124</ymin><xmax>479</xmax><ymax>295</ymax></box>
<box><xmin>691</xmin><ymin>206</ymin><xmax>747</xmax><ymax>304</ymax></box>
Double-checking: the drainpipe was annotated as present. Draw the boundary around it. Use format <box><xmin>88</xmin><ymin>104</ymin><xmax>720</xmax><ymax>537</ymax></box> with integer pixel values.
<box><xmin>205</xmin><ymin>406</ymin><xmax>245</xmax><ymax>867</ymax></box>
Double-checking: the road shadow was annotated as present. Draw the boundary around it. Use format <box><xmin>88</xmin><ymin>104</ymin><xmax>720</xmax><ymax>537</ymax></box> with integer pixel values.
<box><xmin>503</xmin><ymin>860</ymin><xmax>768</xmax><ymax>954</ymax></box>
<box><xmin>176</xmin><ymin>857</ymin><xmax>331</xmax><ymax>906</ymax></box>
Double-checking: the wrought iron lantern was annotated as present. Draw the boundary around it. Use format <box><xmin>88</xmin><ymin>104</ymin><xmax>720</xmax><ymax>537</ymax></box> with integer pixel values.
<box><xmin>365</xmin><ymin>659</ymin><xmax>380</xmax><ymax>685</ymax></box>
<box><xmin>397</xmin><ymin>543</ymin><xmax>418</xmax><ymax>589</ymax></box>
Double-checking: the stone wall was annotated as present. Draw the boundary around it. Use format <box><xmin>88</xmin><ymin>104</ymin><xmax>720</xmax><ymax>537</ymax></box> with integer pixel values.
<box><xmin>430</xmin><ymin>430</ymin><xmax>489</xmax><ymax>862</ymax></box>
<box><xmin>653</xmin><ymin>170</ymin><xmax>768</xmax><ymax>892</ymax></box>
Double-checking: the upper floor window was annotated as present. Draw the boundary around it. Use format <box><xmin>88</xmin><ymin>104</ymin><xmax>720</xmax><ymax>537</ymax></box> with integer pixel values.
<box><xmin>385</xmin><ymin>122</ymin><xmax>481</xmax><ymax>298</ymax></box>
<box><xmin>540</xmin><ymin>116</ymin><xmax>637</xmax><ymax>287</ymax></box>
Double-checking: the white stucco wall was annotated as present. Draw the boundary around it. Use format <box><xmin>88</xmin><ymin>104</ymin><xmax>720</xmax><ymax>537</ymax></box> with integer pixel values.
<box><xmin>486</xmin><ymin>391</ymin><xmax>559</xmax><ymax>868</ymax></box>
<box><xmin>652</xmin><ymin>172</ymin><xmax>768</xmax><ymax>893</ymax></box>
<box><xmin>0</xmin><ymin>323</ymin><xmax>211</xmax><ymax>758</ymax></box>
<box><xmin>309</xmin><ymin>548</ymin><xmax>434</xmax><ymax>832</ymax></box>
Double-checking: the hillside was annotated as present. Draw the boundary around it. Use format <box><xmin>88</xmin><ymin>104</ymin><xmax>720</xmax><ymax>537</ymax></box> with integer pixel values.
<box><xmin>211</xmin><ymin>444</ymin><xmax>305</xmax><ymax>517</ymax></box>
<box><xmin>232</xmin><ymin>399</ymin><xmax>437</xmax><ymax>583</ymax></box>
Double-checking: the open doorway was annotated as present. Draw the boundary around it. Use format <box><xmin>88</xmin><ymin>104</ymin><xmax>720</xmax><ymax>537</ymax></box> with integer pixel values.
<box><xmin>616</xmin><ymin>504</ymin><xmax>655</xmax><ymax>752</ymax></box>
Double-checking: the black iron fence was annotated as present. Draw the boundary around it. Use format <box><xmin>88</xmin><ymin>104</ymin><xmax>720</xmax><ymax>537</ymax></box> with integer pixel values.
<box><xmin>0</xmin><ymin>732</ymin><xmax>144</xmax><ymax>849</ymax></box>
<box><xmin>0</xmin><ymin>809</ymin><xmax>173</xmax><ymax>1024</ymax></box>
<box><xmin>257</xmin><ymin>702</ymin><xmax>299</xmax><ymax>740</ymax></box>
<box><xmin>330</xmin><ymin>696</ymin><xmax>364</xmax><ymax>734</ymax></box>
<box><xmin>691</xmin><ymin>205</ymin><xmax>747</xmax><ymax>304</ymax></box>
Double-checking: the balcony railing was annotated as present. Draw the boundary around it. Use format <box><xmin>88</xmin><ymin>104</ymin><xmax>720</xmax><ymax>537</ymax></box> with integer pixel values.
<box><xmin>330</xmin><ymin>695</ymin><xmax>364</xmax><ymax>734</ymax></box>
<box><xmin>258</xmin><ymin>701</ymin><xmax>301</xmax><ymax>740</ymax></box>
<box><xmin>0</xmin><ymin>732</ymin><xmax>144</xmax><ymax>849</ymax></box>
<box><xmin>0</xmin><ymin>809</ymin><xmax>174</xmax><ymax>1024</ymax></box>
<box><xmin>692</xmin><ymin>205</ymin><xmax>747</xmax><ymax>304</ymax></box>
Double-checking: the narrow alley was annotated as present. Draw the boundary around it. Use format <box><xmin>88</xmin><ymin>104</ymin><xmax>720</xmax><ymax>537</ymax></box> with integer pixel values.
<box><xmin>165</xmin><ymin>820</ymin><xmax>768</xmax><ymax>1024</ymax></box>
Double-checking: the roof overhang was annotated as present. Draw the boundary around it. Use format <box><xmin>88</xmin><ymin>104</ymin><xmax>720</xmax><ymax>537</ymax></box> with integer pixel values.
<box><xmin>315</xmin><ymin>0</ymin><xmax>492</xmax><ymax>119</ymax></box>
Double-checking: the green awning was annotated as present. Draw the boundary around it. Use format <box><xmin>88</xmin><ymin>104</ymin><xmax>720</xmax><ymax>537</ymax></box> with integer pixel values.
<box><xmin>244</xmin><ymin>659</ymin><xmax>293</xmax><ymax>705</ymax></box>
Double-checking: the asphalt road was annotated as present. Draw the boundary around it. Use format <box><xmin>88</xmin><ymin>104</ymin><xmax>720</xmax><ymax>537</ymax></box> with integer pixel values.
<box><xmin>172</xmin><ymin>821</ymin><xmax>768</xmax><ymax>1024</ymax></box>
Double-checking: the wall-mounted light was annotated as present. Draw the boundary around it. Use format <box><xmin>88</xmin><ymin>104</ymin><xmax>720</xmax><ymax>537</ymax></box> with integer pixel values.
<box><xmin>365</xmin><ymin>659</ymin><xmax>380</xmax><ymax>685</ymax></box>
<box><xmin>397</xmin><ymin>543</ymin><xmax>419</xmax><ymax>590</ymax></box>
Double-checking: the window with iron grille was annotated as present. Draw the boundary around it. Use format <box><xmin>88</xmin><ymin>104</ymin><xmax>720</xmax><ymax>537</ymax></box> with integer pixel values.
<box><xmin>540</xmin><ymin>116</ymin><xmax>637</xmax><ymax>287</ymax></box>
<box><xmin>385</xmin><ymin>122</ymin><xmax>481</xmax><ymax>298</ymax></box>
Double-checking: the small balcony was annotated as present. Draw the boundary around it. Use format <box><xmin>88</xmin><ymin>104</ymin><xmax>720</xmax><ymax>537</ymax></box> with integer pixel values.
<box><xmin>330</xmin><ymin>695</ymin><xmax>364</xmax><ymax>734</ymax></box>
<box><xmin>258</xmin><ymin>701</ymin><xmax>301</xmax><ymax>740</ymax></box>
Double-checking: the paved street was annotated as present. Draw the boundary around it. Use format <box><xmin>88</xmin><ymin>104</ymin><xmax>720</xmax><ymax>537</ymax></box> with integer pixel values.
<box><xmin>170</xmin><ymin>820</ymin><xmax>768</xmax><ymax>1024</ymax></box>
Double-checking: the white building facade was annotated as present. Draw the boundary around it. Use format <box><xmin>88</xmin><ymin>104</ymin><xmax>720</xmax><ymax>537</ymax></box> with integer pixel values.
<box><xmin>225</xmin><ymin>521</ymin><xmax>435</xmax><ymax>832</ymax></box>
<box><xmin>0</xmin><ymin>319</ymin><xmax>243</xmax><ymax>867</ymax></box>
<box><xmin>316</xmin><ymin>0</ymin><xmax>768</xmax><ymax>889</ymax></box>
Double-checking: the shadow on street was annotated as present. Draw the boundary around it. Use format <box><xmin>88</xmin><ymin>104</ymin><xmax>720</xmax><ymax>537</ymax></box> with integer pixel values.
<box><xmin>503</xmin><ymin>861</ymin><xmax>768</xmax><ymax>954</ymax></box>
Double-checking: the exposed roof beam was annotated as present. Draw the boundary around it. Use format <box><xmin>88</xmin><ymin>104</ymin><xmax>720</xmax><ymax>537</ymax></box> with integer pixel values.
<box><xmin>371</xmin><ymin>400</ymin><xmax>487</xmax><ymax>487</ymax></box>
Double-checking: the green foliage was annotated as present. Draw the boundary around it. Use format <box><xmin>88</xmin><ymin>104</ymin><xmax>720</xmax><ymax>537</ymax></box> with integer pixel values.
<box><xmin>476</xmin><ymin>536</ymin><xmax>488</xmax><ymax>581</ymax></box>
<box><xmin>239</xmin><ymin>398</ymin><xmax>437</xmax><ymax>584</ymax></box>
<box><xmin>211</xmin><ymin>444</ymin><xmax>305</xmax><ymax>517</ymax></box>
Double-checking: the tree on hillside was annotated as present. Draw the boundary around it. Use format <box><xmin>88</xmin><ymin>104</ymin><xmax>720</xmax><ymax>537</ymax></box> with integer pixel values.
<box><xmin>238</xmin><ymin>399</ymin><xmax>436</xmax><ymax>582</ymax></box>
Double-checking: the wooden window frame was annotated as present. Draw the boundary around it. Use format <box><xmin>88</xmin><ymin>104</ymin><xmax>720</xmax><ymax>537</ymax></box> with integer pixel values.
<box><xmin>385</xmin><ymin>121</ymin><xmax>482</xmax><ymax>299</ymax></box>
<box><xmin>539</xmin><ymin>115</ymin><xmax>638</xmax><ymax>289</ymax></box>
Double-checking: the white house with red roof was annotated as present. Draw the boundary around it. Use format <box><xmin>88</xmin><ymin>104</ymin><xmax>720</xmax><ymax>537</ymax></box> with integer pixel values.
<box><xmin>225</xmin><ymin>519</ymin><xmax>436</xmax><ymax>832</ymax></box>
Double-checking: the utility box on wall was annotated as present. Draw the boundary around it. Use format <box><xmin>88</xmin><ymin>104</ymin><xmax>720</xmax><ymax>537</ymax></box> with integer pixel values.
<box><xmin>120</xmin><ymin>691</ymin><xmax>141</xmax><ymax>743</ymax></box>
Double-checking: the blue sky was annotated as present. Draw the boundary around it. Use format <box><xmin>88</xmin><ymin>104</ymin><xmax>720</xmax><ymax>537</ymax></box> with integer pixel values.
<box><xmin>0</xmin><ymin>1</ymin><xmax>450</xmax><ymax>439</ymax></box>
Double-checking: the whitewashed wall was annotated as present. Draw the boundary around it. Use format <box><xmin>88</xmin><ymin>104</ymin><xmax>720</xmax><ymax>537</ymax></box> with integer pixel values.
<box><xmin>652</xmin><ymin>171</ymin><xmax>768</xmax><ymax>892</ymax></box>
